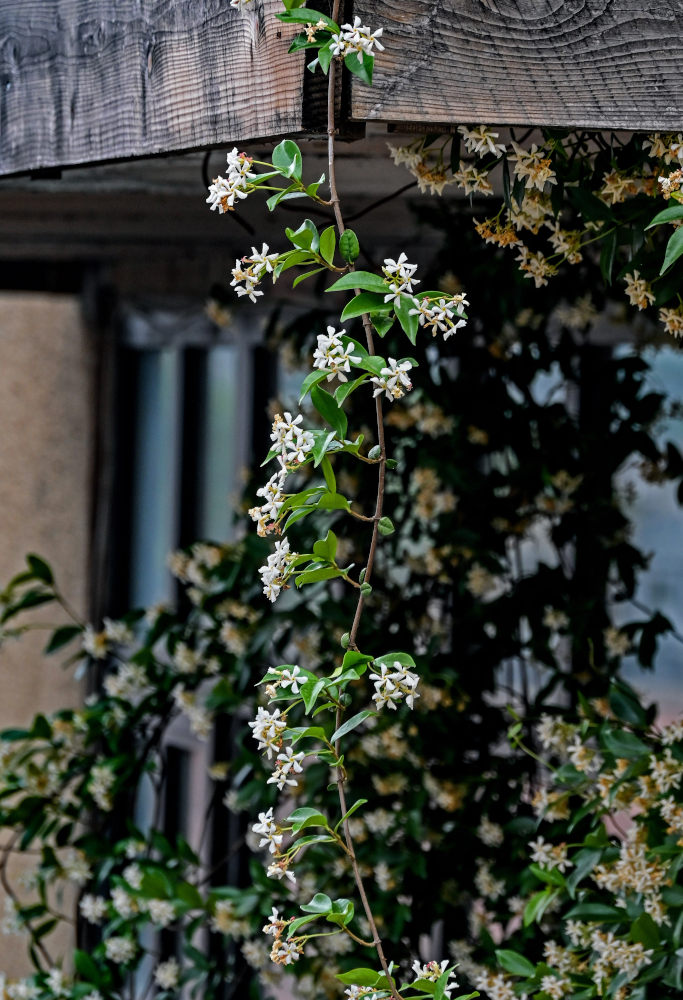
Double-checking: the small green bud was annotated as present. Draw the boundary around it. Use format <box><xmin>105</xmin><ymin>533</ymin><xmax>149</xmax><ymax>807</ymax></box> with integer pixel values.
<box><xmin>360</xmin><ymin>582</ymin><xmax>373</xmax><ymax>596</ymax></box>
<box><xmin>340</xmin><ymin>692</ymin><xmax>352</xmax><ymax>707</ymax></box>
<box><xmin>378</xmin><ymin>516</ymin><xmax>395</xmax><ymax>536</ymax></box>
<box><xmin>341</xmin><ymin>632</ymin><xmax>350</xmax><ymax>649</ymax></box>
<box><xmin>368</xmin><ymin>445</ymin><xmax>381</xmax><ymax>460</ymax></box>
<box><xmin>359</xmin><ymin>568</ymin><xmax>366</xmax><ymax>583</ymax></box>
<box><xmin>385</xmin><ymin>458</ymin><xmax>398</xmax><ymax>470</ymax></box>
<box><xmin>339</xmin><ymin>229</ymin><xmax>360</xmax><ymax>263</ymax></box>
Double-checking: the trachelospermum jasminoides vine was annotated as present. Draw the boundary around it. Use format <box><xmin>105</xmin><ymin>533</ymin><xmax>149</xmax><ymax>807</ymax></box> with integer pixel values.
<box><xmin>208</xmin><ymin>3</ymin><xmax>473</xmax><ymax>999</ymax></box>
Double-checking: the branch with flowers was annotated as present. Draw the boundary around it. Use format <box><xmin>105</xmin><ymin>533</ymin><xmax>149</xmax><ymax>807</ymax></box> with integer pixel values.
<box><xmin>204</xmin><ymin>4</ymin><xmax>473</xmax><ymax>998</ymax></box>
<box><xmin>387</xmin><ymin>127</ymin><xmax>683</xmax><ymax>338</ymax></box>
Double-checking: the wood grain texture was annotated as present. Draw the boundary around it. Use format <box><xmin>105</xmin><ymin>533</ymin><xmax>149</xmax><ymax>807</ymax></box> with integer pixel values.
<box><xmin>0</xmin><ymin>0</ymin><xmax>305</xmax><ymax>176</ymax></box>
<box><xmin>351</xmin><ymin>0</ymin><xmax>683</xmax><ymax>130</ymax></box>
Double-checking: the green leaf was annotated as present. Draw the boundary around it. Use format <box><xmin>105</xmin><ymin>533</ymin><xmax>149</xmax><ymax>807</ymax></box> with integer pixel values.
<box><xmin>285</xmin><ymin>723</ymin><xmax>327</xmax><ymax>743</ymax></box>
<box><xmin>327</xmin><ymin>271</ymin><xmax>387</xmax><ymax>294</ymax></box>
<box><xmin>272</xmin><ymin>139</ymin><xmax>303</xmax><ymax>180</ymax></box>
<box><xmin>523</xmin><ymin>888</ymin><xmax>557</xmax><ymax>926</ymax></box>
<box><xmin>344</xmin><ymin>49</ymin><xmax>373</xmax><ymax>86</ymax></box>
<box><xmin>341</xmin><ymin>292</ymin><xmax>392</xmax><ymax>321</ymax></box>
<box><xmin>311</xmin><ymin>384</ymin><xmax>348</xmax><ymax>440</ymax></box>
<box><xmin>317</xmin><ymin>492</ymin><xmax>351</xmax><ymax>511</ymax></box>
<box><xmin>378</xmin><ymin>516</ymin><xmax>395</xmax><ymax>536</ymax></box>
<box><xmin>312</xmin><ymin>428</ymin><xmax>338</xmax><ymax>467</ymax></box>
<box><xmin>601</xmin><ymin>729</ymin><xmax>649</xmax><ymax>760</ymax></box>
<box><xmin>331</xmin><ymin>709</ymin><xmax>375</xmax><ymax>743</ymax></box>
<box><xmin>646</xmin><ymin>204</ymin><xmax>683</xmax><ymax>229</ymax></box>
<box><xmin>608</xmin><ymin>680</ymin><xmax>648</xmax><ymax>727</ymax></box>
<box><xmin>175</xmin><ymin>881</ymin><xmax>203</xmax><ymax>909</ymax></box>
<box><xmin>318</xmin><ymin>40</ymin><xmax>335</xmax><ymax>74</ymax></box>
<box><xmin>339</xmin><ymin>230</ymin><xmax>360</xmax><ymax>263</ymax></box>
<box><xmin>394</xmin><ymin>294</ymin><xmax>420</xmax><ymax>345</ymax></box>
<box><xmin>495</xmin><ymin>949</ymin><xmax>535</xmax><ymax>977</ymax></box>
<box><xmin>26</xmin><ymin>554</ymin><xmax>53</xmax><ymax>584</ymax></box>
<box><xmin>334</xmin><ymin>374</ymin><xmax>367</xmax><ymax>406</ymax></box>
<box><xmin>630</xmin><ymin>912</ymin><xmax>659</xmax><ymax>949</ymax></box>
<box><xmin>567</xmin><ymin>186</ymin><xmax>614</xmax><ymax>223</ymax></box>
<box><xmin>660</xmin><ymin>226</ymin><xmax>683</xmax><ymax>275</ymax></box>
<box><xmin>276</xmin><ymin>7</ymin><xmax>338</xmax><ymax>29</ymax></box>
<box><xmin>266</xmin><ymin>185</ymin><xmax>306</xmax><ymax>211</ymax></box>
<box><xmin>287</xmin><ymin>807</ymin><xmax>329</xmax><ymax>834</ymax></box>
<box><xmin>288</xmin><ymin>913</ymin><xmax>323</xmax><ymax>936</ymax></box>
<box><xmin>373</xmin><ymin>651</ymin><xmax>416</xmax><ymax>670</ymax></box>
<box><xmin>74</xmin><ymin>949</ymin><xmax>101</xmax><ymax>982</ymax></box>
<box><xmin>285</xmin><ymin>219</ymin><xmax>319</xmax><ymax>251</ymax></box>
<box><xmin>319</xmin><ymin>226</ymin><xmax>336</xmax><ymax>264</ymax></box>
<box><xmin>327</xmin><ymin>896</ymin><xmax>354</xmax><ymax>927</ymax></box>
<box><xmin>313</xmin><ymin>528</ymin><xmax>338</xmax><ymax>562</ymax></box>
<box><xmin>293</xmin><ymin>267</ymin><xmax>325</xmax><ymax>287</ymax></box>
<box><xmin>566</xmin><ymin>847</ymin><xmax>602</xmax><ymax>897</ymax></box>
<box><xmin>529</xmin><ymin>863</ymin><xmax>566</xmax><ymax>888</ymax></box>
<box><xmin>334</xmin><ymin>798</ymin><xmax>368</xmax><ymax>832</ymax></box>
<box><xmin>320</xmin><ymin>456</ymin><xmax>336</xmax><ymax>494</ymax></box>
<box><xmin>296</xmin><ymin>567</ymin><xmax>343</xmax><ymax>587</ymax></box>
<box><xmin>299</xmin><ymin>369</ymin><xmax>329</xmax><ymax>402</ymax></box>
<box><xmin>371</xmin><ymin>313</ymin><xmax>395</xmax><ymax>336</ymax></box>
<box><xmin>44</xmin><ymin>625</ymin><xmax>82</xmax><ymax>655</ymax></box>
<box><xmin>336</xmin><ymin>969</ymin><xmax>382</xmax><ymax>988</ymax></box>
<box><xmin>565</xmin><ymin>902</ymin><xmax>625</xmax><ymax>922</ymax></box>
<box><xmin>301</xmin><ymin>892</ymin><xmax>333</xmax><ymax>914</ymax></box>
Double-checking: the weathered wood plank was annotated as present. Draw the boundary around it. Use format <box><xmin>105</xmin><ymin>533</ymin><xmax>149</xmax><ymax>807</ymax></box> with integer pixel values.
<box><xmin>0</xmin><ymin>0</ymin><xmax>304</xmax><ymax>176</ymax></box>
<box><xmin>351</xmin><ymin>0</ymin><xmax>683</xmax><ymax>130</ymax></box>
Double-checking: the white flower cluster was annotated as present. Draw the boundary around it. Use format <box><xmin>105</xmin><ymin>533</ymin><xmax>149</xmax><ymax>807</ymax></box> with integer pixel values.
<box><xmin>371</xmin><ymin>358</ymin><xmax>413</xmax><ymax>402</ymax></box>
<box><xmin>267</xmin><ymin>745</ymin><xmax>305</xmax><ymax>791</ymax></box>
<box><xmin>249</xmin><ymin>706</ymin><xmax>287</xmax><ymax>759</ymax></box>
<box><xmin>458</xmin><ymin>125</ymin><xmax>506</xmax><ymax>159</ymax></box>
<box><xmin>249</xmin><ymin>412</ymin><xmax>313</xmax><ymax>539</ymax></box>
<box><xmin>330</xmin><ymin>16</ymin><xmax>384</xmax><ymax>62</ymax></box>
<box><xmin>313</xmin><ymin>326</ymin><xmax>361</xmax><ymax>382</ymax></box>
<box><xmin>412</xmin><ymin>960</ymin><xmax>459</xmax><ymax>1000</ymax></box>
<box><xmin>206</xmin><ymin>147</ymin><xmax>256</xmax><ymax>214</ymax></box>
<box><xmin>369</xmin><ymin>660</ymin><xmax>420</xmax><ymax>711</ymax></box>
<box><xmin>230</xmin><ymin>243</ymin><xmax>279</xmax><ymax>303</ymax></box>
<box><xmin>382</xmin><ymin>253</ymin><xmax>419</xmax><ymax>303</ymax></box>
<box><xmin>252</xmin><ymin>807</ymin><xmax>284</xmax><ymax>855</ymax></box>
<box><xmin>410</xmin><ymin>292</ymin><xmax>468</xmax><ymax>340</ymax></box>
<box><xmin>258</xmin><ymin>538</ymin><xmax>295</xmax><ymax>604</ymax></box>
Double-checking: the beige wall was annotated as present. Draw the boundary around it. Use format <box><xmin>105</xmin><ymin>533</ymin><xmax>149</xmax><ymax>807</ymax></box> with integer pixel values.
<box><xmin>0</xmin><ymin>292</ymin><xmax>94</xmax><ymax>976</ymax></box>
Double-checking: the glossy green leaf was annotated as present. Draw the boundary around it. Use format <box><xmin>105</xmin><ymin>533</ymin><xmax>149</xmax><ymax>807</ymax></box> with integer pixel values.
<box><xmin>660</xmin><ymin>226</ymin><xmax>683</xmax><ymax>274</ymax></box>
<box><xmin>341</xmin><ymin>292</ymin><xmax>393</xmax><ymax>321</ymax></box>
<box><xmin>301</xmin><ymin>891</ymin><xmax>333</xmax><ymax>914</ymax></box>
<box><xmin>646</xmin><ymin>204</ymin><xmax>683</xmax><ymax>229</ymax></box>
<box><xmin>299</xmin><ymin>369</ymin><xmax>329</xmax><ymax>402</ymax></box>
<box><xmin>311</xmin><ymin>384</ymin><xmax>348</xmax><ymax>439</ymax></box>
<box><xmin>272</xmin><ymin>139</ymin><xmax>303</xmax><ymax>180</ymax></box>
<box><xmin>320</xmin><ymin>456</ymin><xmax>336</xmax><ymax>494</ymax></box>
<box><xmin>394</xmin><ymin>294</ymin><xmax>420</xmax><ymax>344</ymax></box>
<box><xmin>495</xmin><ymin>949</ymin><xmax>535</xmax><ymax>977</ymax></box>
<box><xmin>331</xmin><ymin>709</ymin><xmax>375</xmax><ymax>743</ymax></box>
<box><xmin>319</xmin><ymin>226</ymin><xmax>336</xmax><ymax>264</ymax></box>
<box><xmin>327</xmin><ymin>271</ymin><xmax>387</xmax><ymax>294</ymax></box>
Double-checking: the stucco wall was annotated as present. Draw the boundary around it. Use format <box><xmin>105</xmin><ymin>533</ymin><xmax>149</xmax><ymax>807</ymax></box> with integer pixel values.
<box><xmin>0</xmin><ymin>292</ymin><xmax>93</xmax><ymax>976</ymax></box>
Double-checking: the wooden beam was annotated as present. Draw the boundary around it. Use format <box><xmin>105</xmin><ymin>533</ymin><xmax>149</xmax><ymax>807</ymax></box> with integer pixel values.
<box><xmin>0</xmin><ymin>0</ymin><xmax>305</xmax><ymax>177</ymax></box>
<box><xmin>351</xmin><ymin>0</ymin><xmax>683</xmax><ymax>131</ymax></box>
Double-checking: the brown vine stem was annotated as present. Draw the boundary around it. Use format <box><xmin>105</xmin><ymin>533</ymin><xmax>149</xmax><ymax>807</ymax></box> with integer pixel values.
<box><xmin>326</xmin><ymin>4</ymin><xmax>398</xmax><ymax>996</ymax></box>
